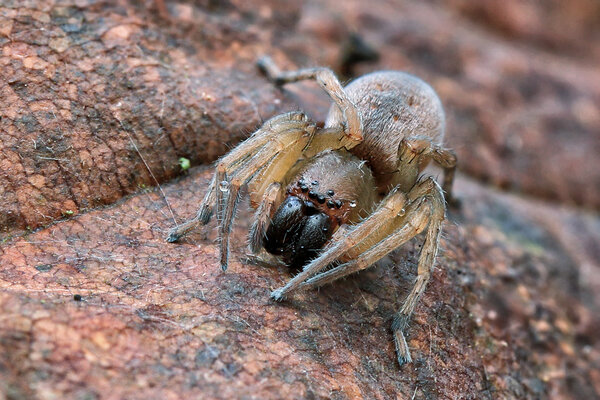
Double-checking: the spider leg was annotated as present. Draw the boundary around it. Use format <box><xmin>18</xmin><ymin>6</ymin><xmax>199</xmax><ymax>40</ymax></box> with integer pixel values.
<box><xmin>394</xmin><ymin>138</ymin><xmax>427</xmax><ymax>193</ymax></box>
<box><xmin>396</xmin><ymin>138</ymin><xmax>457</xmax><ymax>205</ymax></box>
<box><xmin>258</xmin><ymin>56</ymin><xmax>363</xmax><ymax>145</ymax></box>
<box><xmin>270</xmin><ymin>188</ymin><xmax>408</xmax><ymax>300</ymax></box>
<box><xmin>299</xmin><ymin>196</ymin><xmax>431</xmax><ymax>289</ymax></box>
<box><xmin>218</xmin><ymin>126</ymin><xmax>315</xmax><ymax>271</ymax></box>
<box><xmin>248</xmin><ymin>182</ymin><xmax>283</xmax><ymax>254</ymax></box>
<box><xmin>166</xmin><ymin>175</ymin><xmax>217</xmax><ymax>242</ymax></box>
<box><xmin>217</xmin><ymin>149</ymin><xmax>277</xmax><ymax>271</ymax></box>
<box><xmin>429</xmin><ymin>146</ymin><xmax>457</xmax><ymax>205</ymax></box>
<box><xmin>392</xmin><ymin>178</ymin><xmax>445</xmax><ymax>366</ymax></box>
<box><xmin>215</xmin><ymin>113</ymin><xmax>313</xmax><ymax>222</ymax></box>
<box><xmin>292</xmin><ymin>177</ymin><xmax>445</xmax><ymax>366</ymax></box>
<box><xmin>166</xmin><ymin>111</ymin><xmax>311</xmax><ymax>242</ymax></box>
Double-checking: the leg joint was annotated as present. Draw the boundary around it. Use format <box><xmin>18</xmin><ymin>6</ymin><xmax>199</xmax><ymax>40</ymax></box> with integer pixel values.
<box><xmin>392</xmin><ymin>313</ymin><xmax>411</xmax><ymax>333</ymax></box>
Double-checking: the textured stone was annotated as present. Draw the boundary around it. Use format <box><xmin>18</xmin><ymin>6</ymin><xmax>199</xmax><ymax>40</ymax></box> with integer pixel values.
<box><xmin>1</xmin><ymin>1</ymin><xmax>599</xmax><ymax>399</ymax></box>
<box><xmin>1</xmin><ymin>167</ymin><xmax>599</xmax><ymax>399</ymax></box>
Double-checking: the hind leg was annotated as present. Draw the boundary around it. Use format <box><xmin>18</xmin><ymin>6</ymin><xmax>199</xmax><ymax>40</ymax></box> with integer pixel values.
<box><xmin>258</xmin><ymin>56</ymin><xmax>363</xmax><ymax>145</ymax></box>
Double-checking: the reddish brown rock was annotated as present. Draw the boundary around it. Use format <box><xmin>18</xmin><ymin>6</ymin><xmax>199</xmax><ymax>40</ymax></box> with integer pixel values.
<box><xmin>445</xmin><ymin>0</ymin><xmax>600</xmax><ymax>62</ymax></box>
<box><xmin>0</xmin><ymin>0</ymin><xmax>298</xmax><ymax>235</ymax></box>
<box><xmin>1</xmin><ymin>1</ymin><xmax>600</xmax><ymax>399</ymax></box>
<box><xmin>1</xmin><ymin>167</ymin><xmax>598</xmax><ymax>399</ymax></box>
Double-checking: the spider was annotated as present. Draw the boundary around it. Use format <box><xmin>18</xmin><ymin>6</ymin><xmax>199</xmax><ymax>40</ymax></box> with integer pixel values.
<box><xmin>167</xmin><ymin>56</ymin><xmax>457</xmax><ymax>366</ymax></box>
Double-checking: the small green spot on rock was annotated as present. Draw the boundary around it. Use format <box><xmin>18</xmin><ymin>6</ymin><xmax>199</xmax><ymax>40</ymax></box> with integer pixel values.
<box><xmin>63</xmin><ymin>210</ymin><xmax>74</xmax><ymax>216</ymax></box>
<box><xmin>179</xmin><ymin>157</ymin><xmax>191</xmax><ymax>171</ymax></box>
<box><xmin>35</xmin><ymin>264</ymin><xmax>53</xmax><ymax>272</ymax></box>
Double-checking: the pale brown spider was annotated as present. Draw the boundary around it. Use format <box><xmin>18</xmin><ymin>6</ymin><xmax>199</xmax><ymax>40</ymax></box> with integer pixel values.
<box><xmin>167</xmin><ymin>57</ymin><xmax>457</xmax><ymax>366</ymax></box>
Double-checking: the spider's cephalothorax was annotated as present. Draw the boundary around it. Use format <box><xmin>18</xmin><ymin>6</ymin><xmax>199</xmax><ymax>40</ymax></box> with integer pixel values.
<box><xmin>167</xmin><ymin>57</ymin><xmax>457</xmax><ymax>367</ymax></box>
<box><xmin>264</xmin><ymin>150</ymin><xmax>376</xmax><ymax>270</ymax></box>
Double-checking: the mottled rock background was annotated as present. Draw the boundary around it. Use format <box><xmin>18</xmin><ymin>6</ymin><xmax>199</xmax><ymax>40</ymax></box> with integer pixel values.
<box><xmin>1</xmin><ymin>1</ymin><xmax>599</xmax><ymax>399</ymax></box>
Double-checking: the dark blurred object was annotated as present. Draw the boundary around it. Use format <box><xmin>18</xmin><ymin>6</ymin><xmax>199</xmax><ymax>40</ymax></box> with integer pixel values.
<box><xmin>339</xmin><ymin>33</ymin><xmax>380</xmax><ymax>79</ymax></box>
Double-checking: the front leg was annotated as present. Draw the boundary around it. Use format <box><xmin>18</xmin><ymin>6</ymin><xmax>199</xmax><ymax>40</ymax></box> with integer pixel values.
<box><xmin>217</xmin><ymin>125</ymin><xmax>316</xmax><ymax>270</ymax></box>
<box><xmin>166</xmin><ymin>112</ymin><xmax>311</xmax><ymax>243</ymax></box>
<box><xmin>299</xmin><ymin>196</ymin><xmax>431</xmax><ymax>290</ymax></box>
<box><xmin>279</xmin><ymin>177</ymin><xmax>446</xmax><ymax>366</ymax></box>
<box><xmin>270</xmin><ymin>188</ymin><xmax>408</xmax><ymax>300</ymax></box>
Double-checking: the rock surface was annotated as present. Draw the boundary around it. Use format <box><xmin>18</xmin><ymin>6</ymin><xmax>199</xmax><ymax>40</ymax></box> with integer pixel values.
<box><xmin>1</xmin><ymin>1</ymin><xmax>599</xmax><ymax>399</ymax></box>
<box><xmin>1</xmin><ymin>168</ymin><xmax>599</xmax><ymax>399</ymax></box>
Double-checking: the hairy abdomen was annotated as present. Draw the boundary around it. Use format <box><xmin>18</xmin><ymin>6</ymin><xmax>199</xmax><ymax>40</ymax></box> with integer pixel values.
<box><xmin>325</xmin><ymin>71</ymin><xmax>445</xmax><ymax>189</ymax></box>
